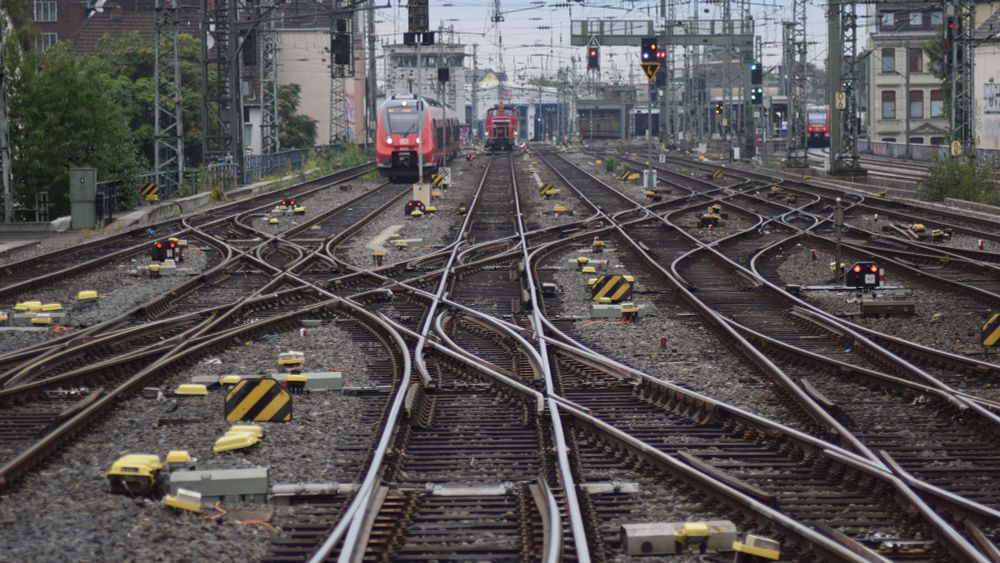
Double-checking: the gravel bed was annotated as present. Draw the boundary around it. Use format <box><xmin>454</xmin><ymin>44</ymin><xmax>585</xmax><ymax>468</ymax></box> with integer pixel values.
<box><xmin>845</xmin><ymin>211</ymin><xmax>990</xmax><ymax>251</ymax></box>
<box><xmin>0</xmin><ymin>233</ymin><xmax>97</xmax><ymax>268</ymax></box>
<box><xmin>0</xmin><ymin>320</ymin><xmax>373</xmax><ymax>562</ymax></box>
<box><xmin>338</xmin><ymin>159</ymin><xmax>488</xmax><ymax>267</ymax></box>
<box><xmin>0</xmin><ymin>244</ymin><xmax>214</xmax><ymax>355</ymax></box>
<box><xmin>668</xmin><ymin>204</ymin><xmax>754</xmax><ymax>242</ymax></box>
<box><xmin>774</xmin><ymin>243</ymin><xmax>992</xmax><ymax>357</ymax></box>
<box><xmin>517</xmin><ymin>152</ymin><xmax>587</xmax><ymax>231</ymax></box>
<box><xmin>251</xmin><ymin>178</ymin><xmax>390</xmax><ymax>238</ymax></box>
<box><xmin>547</xmin><ymin>245</ymin><xmax>812</xmax><ymax>432</ymax></box>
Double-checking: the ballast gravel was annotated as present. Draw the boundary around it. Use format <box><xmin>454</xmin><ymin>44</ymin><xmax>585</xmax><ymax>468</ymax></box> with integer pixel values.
<box><xmin>0</xmin><ymin>320</ymin><xmax>374</xmax><ymax>562</ymax></box>
<box><xmin>545</xmin><ymin>244</ymin><xmax>814</xmax><ymax>433</ymax></box>
<box><xmin>773</xmin><ymin>242</ymin><xmax>993</xmax><ymax>358</ymax></box>
<box><xmin>338</xmin><ymin>159</ymin><xmax>488</xmax><ymax>268</ymax></box>
<box><xmin>517</xmin><ymin>152</ymin><xmax>588</xmax><ymax>231</ymax></box>
<box><xmin>0</xmin><ymin>243</ymin><xmax>214</xmax><ymax>355</ymax></box>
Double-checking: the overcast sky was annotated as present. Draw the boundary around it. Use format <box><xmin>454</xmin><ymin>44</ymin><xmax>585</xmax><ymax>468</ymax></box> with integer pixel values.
<box><xmin>372</xmin><ymin>0</ymin><xmax>839</xmax><ymax>84</ymax></box>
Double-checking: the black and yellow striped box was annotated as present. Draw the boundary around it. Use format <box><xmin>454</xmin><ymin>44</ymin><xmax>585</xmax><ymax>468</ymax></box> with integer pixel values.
<box><xmin>983</xmin><ymin>313</ymin><xmax>1000</xmax><ymax>347</ymax></box>
<box><xmin>590</xmin><ymin>274</ymin><xmax>635</xmax><ymax>303</ymax></box>
<box><xmin>225</xmin><ymin>377</ymin><xmax>293</xmax><ymax>422</ymax></box>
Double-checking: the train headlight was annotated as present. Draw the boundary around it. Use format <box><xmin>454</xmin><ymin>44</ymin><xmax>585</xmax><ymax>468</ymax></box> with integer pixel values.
<box><xmin>385</xmin><ymin>135</ymin><xmax>393</xmax><ymax>144</ymax></box>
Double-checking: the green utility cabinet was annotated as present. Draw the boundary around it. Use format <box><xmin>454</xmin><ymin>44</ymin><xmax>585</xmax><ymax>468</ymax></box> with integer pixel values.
<box><xmin>69</xmin><ymin>168</ymin><xmax>97</xmax><ymax>230</ymax></box>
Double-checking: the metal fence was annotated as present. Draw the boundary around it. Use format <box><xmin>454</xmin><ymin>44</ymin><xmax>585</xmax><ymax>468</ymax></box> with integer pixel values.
<box><xmin>243</xmin><ymin>148</ymin><xmax>313</xmax><ymax>185</ymax></box>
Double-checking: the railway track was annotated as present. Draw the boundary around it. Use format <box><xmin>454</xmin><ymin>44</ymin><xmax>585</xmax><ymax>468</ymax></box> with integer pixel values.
<box><xmin>8</xmin><ymin>147</ymin><xmax>1000</xmax><ymax>561</ymax></box>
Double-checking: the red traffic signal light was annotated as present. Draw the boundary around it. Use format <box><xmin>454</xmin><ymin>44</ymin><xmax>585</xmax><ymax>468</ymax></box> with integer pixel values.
<box><xmin>587</xmin><ymin>47</ymin><xmax>599</xmax><ymax>70</ymax></box>
<box><xmin>869</xmin><ymin>264</ymin><xmax>879</xmax><ymax>273</ymax></box>
<box><xmin>169</xmin><ymin>241</ymin><xmax>176</xmax><ymax>249</ymax></box>
<box><xmin>155</xmin><ymin>242</ymin><xmax>163</xmax><ymax>249</ymax></box>
<box><xmin>656</xmin><ymin>49</ymin><xmax>666</xmax><ymax>60</ymax></box>
<box><xmin>852</xmin><ymin>264</ymin><xmax>862</xmax><ymax>273</ymax></box>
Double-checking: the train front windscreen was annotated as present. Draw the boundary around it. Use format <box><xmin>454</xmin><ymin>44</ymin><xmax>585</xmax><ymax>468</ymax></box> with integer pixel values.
<box><xmin>385</xmin><ymin>107</ymin><xmax>420</xmax><ymax>134</ymax></box>
<box><xmin>807</xmin><ymin>111</ymin><xmax>827</xmax><ymax>127</ymax></box>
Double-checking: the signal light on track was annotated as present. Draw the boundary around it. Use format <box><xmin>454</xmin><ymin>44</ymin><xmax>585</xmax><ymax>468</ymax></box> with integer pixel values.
<box><xmin>587</xmin><ymin>47</ymin><xmax>599</xmax><ymax>70</ymax></box>
<box><xmin>846</xmin><ymin>261</ymin><xmax>880</xmax><ymax>289</ymax></box>
<box><xmin>155</xmin><ymin>242</ymin><xmax>163</xmax><ymax>249</ymax></box>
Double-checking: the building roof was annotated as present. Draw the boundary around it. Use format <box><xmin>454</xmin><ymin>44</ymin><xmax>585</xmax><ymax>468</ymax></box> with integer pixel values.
<box><xmin>976</xmin><ymin>8</ymin><xmax>1000</xmax><ymax>41</ymax></box>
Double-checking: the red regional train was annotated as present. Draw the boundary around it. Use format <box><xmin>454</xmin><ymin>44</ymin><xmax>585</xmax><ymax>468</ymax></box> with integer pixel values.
<box><xmin>375</xmin><ymin>93</ymin><xmax>460</xmax><ymax>181</ymax></box>
<box><xmin>807</xmin><ymin>105</ymin><xmax>830</xmax><ymax>147</ymax></box>
<box><xmin>484</xmin><ymin>103</ymin><xmax>518</xmax><ymax>152</ymax></box>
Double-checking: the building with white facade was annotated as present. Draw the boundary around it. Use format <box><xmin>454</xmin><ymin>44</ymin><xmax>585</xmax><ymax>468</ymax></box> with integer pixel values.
<box><xmin>866</xmin><ymin>4</ymin><xmax>949</xmax><ymax>148</ymax></box>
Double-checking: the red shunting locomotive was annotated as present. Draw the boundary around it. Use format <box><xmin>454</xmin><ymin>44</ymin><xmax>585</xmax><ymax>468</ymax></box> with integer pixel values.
<box><xmin>484</xmin><ymin>103</ymin><xmax>518</xmax><ymax>152</ymax></box>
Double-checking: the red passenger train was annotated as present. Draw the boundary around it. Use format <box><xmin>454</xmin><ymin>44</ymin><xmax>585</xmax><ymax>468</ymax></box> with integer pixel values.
<box><xmin>375</xmin><ymin>93</ymin><xmax>459</xmax><ymax>181</ymax></box>
<box><xmin>807</xmin><ymin>106</ymin><xmax>830</xmax><ymax>147</ymax></box>
<box><xmin>484</xmin><ymin>103</ymin><xmax>518</xmax><ymax>152</ymax></box>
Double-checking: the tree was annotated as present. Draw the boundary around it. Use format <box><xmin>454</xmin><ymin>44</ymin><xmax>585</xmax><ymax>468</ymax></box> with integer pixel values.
<box><xmin>278</xmin><ymin>84</ymin><xmax>318</xmax><ymax>149</ymax></box>
<box><xmin>8</xmin><ymin>44</ymin><xmax>143</xmax><ymax>215</ymax></box>
<box><xmin>90</xmin><ymin>32</ymin><xmax>208</xmax><ymax>168</ymax></box>
<box><xmin>919</xmin><ymin>156</ymin><xmax>998</xmax><ymax>205</ymax></box>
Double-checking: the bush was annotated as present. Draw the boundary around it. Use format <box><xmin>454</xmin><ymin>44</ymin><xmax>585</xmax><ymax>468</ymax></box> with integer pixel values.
<box><xmin>918</xmin><ymin>156</ymin><xmax>999</xmax><ymax>205</ymax></box>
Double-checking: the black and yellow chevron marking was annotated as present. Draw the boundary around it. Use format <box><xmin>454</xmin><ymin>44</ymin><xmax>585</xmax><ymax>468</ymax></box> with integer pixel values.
<box><xmin>225</xmin><ymin>377</ymin><xmax>293</xmax><ymax>422</ymax></box>
<box><xmin>431</xmin><ymin>174</ymin><xmax>444</xmax><ymax>187</ymax></box>
<box><xmin>590</xmin><ymin>274</ymin><xmax>634</xmax><ymax>303</ymax></box>
<box><xmin>983</xmin><ymin>313</ymin><xmax>1000</xmax><ymax>347</ymax></box>
<box><xmin>141</xmin><ymin>182</ymin><xmax>159</xmax><ymax>197</ymax></box>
